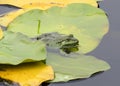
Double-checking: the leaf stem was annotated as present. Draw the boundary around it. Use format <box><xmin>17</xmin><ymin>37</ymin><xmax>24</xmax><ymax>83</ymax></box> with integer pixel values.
<box><xmin>37</xmin><ymin>20</ymin><xmax>40</xmax><ymax>34</ymax></box>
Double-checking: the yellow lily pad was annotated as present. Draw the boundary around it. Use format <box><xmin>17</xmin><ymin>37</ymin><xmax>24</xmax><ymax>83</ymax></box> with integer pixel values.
<box><xmin>0</xmin><ymin>62</ymin><xmax>54</xmax><ymax>86</ymax></box>
<box><xmin>0</xmin><ymin>27</ymin><xmax>3</xmax><ymax>39</ymax></box>
<box><xmin>0</xmin><ymin>0</ymin><xmax>98</xmax><ymax>9</ymax></box>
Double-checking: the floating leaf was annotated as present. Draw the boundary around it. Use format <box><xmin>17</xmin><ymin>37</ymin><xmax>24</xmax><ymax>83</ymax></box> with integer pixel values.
<box><xmin>0</xmin><ymin>27</ymin><xmax>3</xmax><ymax>39</ymax></box>
<box><xmin>0</xmin><ymin>31</ymin><xmax>46</xmax><ymax>65</ymax></box>
<box><xmin>0</xmin><ymin>0</ymin><xmax>97</xmax><ymax>9</ymax></box>
<box><xmin>22</xmin><ymin>0</ymin><xmax>98</xmax><ymax>10</ymax></box>
<box><xmin>0</xmin><ymin>0</ymin><xmax>98</xmax><ymax>27</ymax></box>
<box><xmin>0</xmin><ymin>62</ymin><xmax>54</xmax><ymax>86</ymax></box>
<box><xmin>46</xmin><ymin>52</ymin><xmax>110</xmax><ymax>82</ymax></box>
<box><xmin>8</xmin><ymin>4</ymin><xmax>109</xmax><ymax>53</ymax></box>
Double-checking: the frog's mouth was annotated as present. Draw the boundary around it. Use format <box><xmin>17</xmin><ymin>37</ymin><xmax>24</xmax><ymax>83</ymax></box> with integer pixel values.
<box><xmin>61</xmin><ymin>43</ymin><xmax>79</xmax><ymax>48</ymax></box>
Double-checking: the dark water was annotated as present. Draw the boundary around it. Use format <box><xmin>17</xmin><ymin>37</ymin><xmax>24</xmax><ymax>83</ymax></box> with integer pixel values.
<box><xmin>0</xmin><ymin>0</ymin><xmax>120</xmax><ymax>86</ymax></box>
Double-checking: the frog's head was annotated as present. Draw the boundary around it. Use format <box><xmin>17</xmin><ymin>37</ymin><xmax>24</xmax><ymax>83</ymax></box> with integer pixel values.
<box><xmin>59</xmin><ymin>34</ymin><xmax>79</xmax><ymax>54</ymax></box>
<box><xmin>60</xmin><ymin>34</ymin><xmax>79</xmax><ymax>49</ymax></box>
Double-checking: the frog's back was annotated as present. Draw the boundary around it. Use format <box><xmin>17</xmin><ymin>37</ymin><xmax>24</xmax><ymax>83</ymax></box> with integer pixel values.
<box><xmin>35</xmin><ymin>32</ymin><xmax>79</xmax><ymax>54</ymax></box>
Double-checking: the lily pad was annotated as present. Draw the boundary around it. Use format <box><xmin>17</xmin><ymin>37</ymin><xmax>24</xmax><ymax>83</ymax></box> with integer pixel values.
<box><xmin>0</xmin><ymin>27</ymin><xmax>3</xmax><ymax>39</ymax></box>
<box><xmin>0</xmin><ymin>62</ymin><xmax>54</xmax><ymax>86</ymax></box>
<box><xmin>0</xmin><ymin>0</ymin><xmax>98</xmax><ymax>27</ymax></box>
<box><xmin>0</xmin><ymin>31</ymin><xmax>46</xmax><ymax>65</ymax></box>
<box><xmin>0</xmin><ymin>0</ymin><xmax>97</xmax><ymax>9</ymax></box>
<box><xmin>7</xmin><ymin>3</ymin><xmax>109</xmax><ymax>53</ymax></box>
<box><xmin>46</xmin><ymin>52</ymin><xmax>110</xmax><ymax>82</ymax></box>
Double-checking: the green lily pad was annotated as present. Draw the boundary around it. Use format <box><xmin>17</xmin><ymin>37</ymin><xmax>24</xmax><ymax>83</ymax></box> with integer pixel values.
<box><xmin>46</xmin><ymin>52</ymin><xmax>110</xmax><ymax>82</ymax></box>
<box><xmin>7</xmin><ymin>3</ymin><xmax>109</xmax><ymax>53</ymax></box>
<box><xmin>0</xmin><ymin>31</ymin><xmax>46</xmax><ymax>65</ymax></box>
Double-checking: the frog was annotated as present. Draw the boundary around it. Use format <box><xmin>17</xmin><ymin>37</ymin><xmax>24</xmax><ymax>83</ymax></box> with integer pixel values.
<box><xmin>35</xmin><ymin>32</ymin><xmax>79</xmax><ymax>54</ymax></box>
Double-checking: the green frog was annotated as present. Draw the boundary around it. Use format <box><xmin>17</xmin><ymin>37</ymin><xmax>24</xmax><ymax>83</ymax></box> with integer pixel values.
<box><xmin>36</xmin><ymin>32</ymin><xmax>79</xmax><ymax>54</ymax></box>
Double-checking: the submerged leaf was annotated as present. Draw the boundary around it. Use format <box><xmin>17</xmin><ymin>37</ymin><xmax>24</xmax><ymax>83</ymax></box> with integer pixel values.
<box><xmin>46</xmin><ymin>52</ymin><xmax>110</xmax><ymax>82</ymax></box>
<box><xmin>0</xmin><ymin>31</ymin><xmax>46</xmax><ymax>65</ymax></box>
<box><xmin>8</xmin><ymin>4</ymin><xmax>109</xmax><ymax>53</ymax></box>
<box><xmin>0</xmin><ymin>0</ymin><xmax>98</xmax><ymax>9</ymax></box>
<box><xmin>0</xmin><ymin>62</ymin><xmax>54</xmax><ymax>86</ymax></box>
<box><xmin>0</xmin><ymin>27</ymin><xmax>3</xmax><ymax>39</ymax></box>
